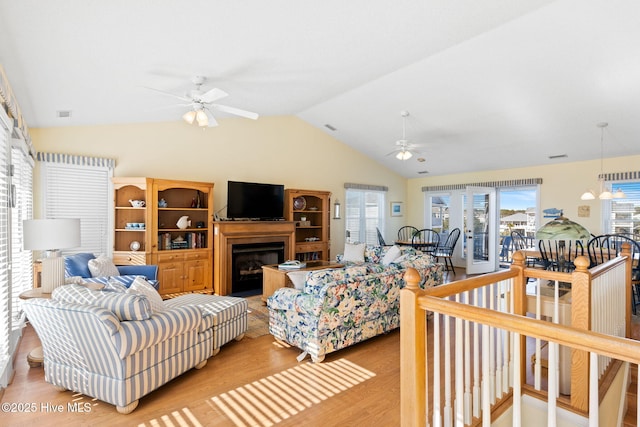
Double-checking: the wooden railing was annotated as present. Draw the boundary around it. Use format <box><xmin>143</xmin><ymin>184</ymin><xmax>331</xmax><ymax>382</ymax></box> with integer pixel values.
<box><xmin>400</xmin><ymin>244</ymin><xmax>640</xmax><ymax>426</ymax></box>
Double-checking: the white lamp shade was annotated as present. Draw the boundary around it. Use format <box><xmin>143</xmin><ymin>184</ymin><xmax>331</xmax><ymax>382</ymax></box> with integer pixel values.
<box><xmin>23</xmin><ymin>218</ymin><xmax>81</xmax><ymax>251</ymax></box>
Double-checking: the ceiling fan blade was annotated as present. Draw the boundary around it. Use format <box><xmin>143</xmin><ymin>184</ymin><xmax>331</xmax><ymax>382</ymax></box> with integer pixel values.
<box><xmin>212</xmin><ymin>104</ymin><xmax>259</xmax><ymax>120</ymax></box>
<box><xmin>199</xmin><ymin>88</ymin><xmax>228</xmax><ymax>103</ymax></box>
<box><xmin>143</xmin><ymin>86</ymin><xmax>191</xmax><ymax>102</ymax></box>
<box><xmin>204</xmin><ymin>108</ymin><xmax>219</xmax><ymax>127</ymax></box>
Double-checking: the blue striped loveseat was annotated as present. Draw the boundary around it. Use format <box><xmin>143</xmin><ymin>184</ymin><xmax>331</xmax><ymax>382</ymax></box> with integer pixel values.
<box><xmin>22</xmin><ymin>284</ymin><xmax>214</xmax><ymax>414</ymax></box>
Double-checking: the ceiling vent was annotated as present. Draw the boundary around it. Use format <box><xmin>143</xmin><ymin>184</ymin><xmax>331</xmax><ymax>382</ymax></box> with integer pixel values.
<box><xmin>56</xmin><ymin>110</ymin><xmax>72</xmax><ymax>118</ymax></box>
<box><xmin>418</xmin><ymin>170</ymin><xmax>429</xmax><ymax>174</ymax></box>
<box><xmin>548</xmin><ymin>154</ymin><xmax>567</xmax><ymax>159</ymax></box>
<box><xmin>324</xmin><ymin>124</ymin><xmax>337</xmax><ymax>131</ymax></box>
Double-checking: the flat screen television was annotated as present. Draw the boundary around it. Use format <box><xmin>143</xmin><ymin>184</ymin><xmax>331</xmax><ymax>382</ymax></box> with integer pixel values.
<box><xmin>226</xmin><ymin>181</ymin><xmax>285</xmax><ymax>220</ymax></box>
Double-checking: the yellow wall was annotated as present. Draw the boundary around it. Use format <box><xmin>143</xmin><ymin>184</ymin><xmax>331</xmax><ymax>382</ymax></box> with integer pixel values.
<box><xmin>30</xmin><ymin>114</ymin><xmax>640</xmax><ymax>254</ymax></box>
<box><xmin>407</xmin><ymin>154</ymin><xmax>640</xmax><ymax>236</ymax></box>
<box><xmin>30</xmin><ymin>115</ymin><xmax>408</xmax><ymax>256</ymax></box>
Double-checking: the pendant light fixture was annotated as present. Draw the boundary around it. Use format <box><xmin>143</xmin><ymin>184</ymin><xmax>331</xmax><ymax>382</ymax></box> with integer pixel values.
<box><xmin>580</xmin><ymin>122</ymin><xmax>626</xmax><ymax>200</ymax></box>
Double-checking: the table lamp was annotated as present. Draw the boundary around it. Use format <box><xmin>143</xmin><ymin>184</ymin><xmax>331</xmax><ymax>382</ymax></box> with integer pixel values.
<box><xmin>535</xmin><ymin>211</ymin><xmax>589</xmax><ymax>272</ymax></box>
<box><xmin>23</xmin><ymin>218</ymin><xmax>81</xmax><ymax>293</ymax></box>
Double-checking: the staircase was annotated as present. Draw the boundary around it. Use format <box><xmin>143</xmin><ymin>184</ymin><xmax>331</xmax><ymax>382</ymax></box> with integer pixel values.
<box><xmin>624</xmin><ymin>364</ymin><xmax>637</xmax><ymax>427</ymax></box>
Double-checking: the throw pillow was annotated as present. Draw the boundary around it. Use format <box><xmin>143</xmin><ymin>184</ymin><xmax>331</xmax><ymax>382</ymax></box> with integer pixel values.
<box><xmin>64</xmin><ymin>253</ymin><xmax>96</xmax><ymax>278</ymax></box>
<box><xmin>381</xmin><ymin>245</ymin><xmax>402</xmax><ymax>266</ymax></box>
<box><xmin>88</xmin><ymin>255</ymin><xmax>120</xmax><ymax>277</ymax></box>
<box><xmin>127</xmin><ymin>276</ymin><xmax>165</xmax><ymax>313</ymax></box>
<box><xmin>287</xmin><ymin>270</ymin><xmax>307</xmax><ymax>290</ymax></box>
<box><xmin>104</xmin><ymin>278</ymin><xmax>128</xmax><ymax>293</ymax></box>
<box><xmin>343</xmin><ymin>242</ymin><xmax>366</xmax><ymax>263</ymax></box>
<box><xmin>53</xmin><ymin>284</ymin><xmax>152</xmax><ymax>321</ymax></box>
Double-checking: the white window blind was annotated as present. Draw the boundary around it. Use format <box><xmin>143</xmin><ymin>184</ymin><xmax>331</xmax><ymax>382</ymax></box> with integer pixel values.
<box><xmin>604</xmin><ymin>181</ymin><xmax>640</xmax><ymax>235</ymax></box>
<box><xmin>345</xmin><ymin>187</ymin><xmax>386</xmax><ymax>245</ymax></box>
<box><xmin>10</xmin><ymin>141</ymin><xmax>33</xmax><ymax>324</ymax></box>
<box><xmin>40</xmin><ymin>155</ymin><xmax>113</xmax><ymax>256</ymax></box>
<box><xmin>0</xmin><ymin>109</ymin><xmax>12</xmax><ymax>377</ymax></box>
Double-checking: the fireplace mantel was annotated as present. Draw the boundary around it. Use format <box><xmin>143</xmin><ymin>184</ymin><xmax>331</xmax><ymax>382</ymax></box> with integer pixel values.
<box><xmin>213</xmin><ymin>221</ymin><xmax>296</xmax><ymax>295</ymax></box>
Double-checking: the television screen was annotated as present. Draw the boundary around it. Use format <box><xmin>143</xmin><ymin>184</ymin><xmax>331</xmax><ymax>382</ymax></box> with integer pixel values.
<box><xmin>227</xmin><ymin>181</ymin><xmax>285</xmax><ymax>220</ymax></box>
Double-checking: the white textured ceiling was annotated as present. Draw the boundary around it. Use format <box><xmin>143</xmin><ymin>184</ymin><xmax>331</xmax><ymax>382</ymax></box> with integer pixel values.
<box><xmin>1</xmin><ymin>0</ymin><xmax>639</xmax><ymax>177</ymax></box>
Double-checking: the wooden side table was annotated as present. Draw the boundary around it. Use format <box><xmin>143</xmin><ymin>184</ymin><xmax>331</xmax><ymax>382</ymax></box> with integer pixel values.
<box><xmin>19</xmin><ymin>287</ymin><xmax>51</xmax><ymax>367</ymax></box>
<box><xmin>261</xmin><ymin>260</ymin><xmax>344</xmax><ymax>303</ymax></box>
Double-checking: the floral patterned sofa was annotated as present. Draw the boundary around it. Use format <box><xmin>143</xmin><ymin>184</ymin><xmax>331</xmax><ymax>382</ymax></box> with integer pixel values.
<box><xmin>267</xmin><ymin>245</ymin><xmax>443</xmax><ymax>362</ymax></box>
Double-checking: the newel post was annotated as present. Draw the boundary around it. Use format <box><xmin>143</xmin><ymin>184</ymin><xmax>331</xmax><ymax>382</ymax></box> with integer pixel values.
<box><xmin>511</xmin><ymin>251</ymin><xmax>528</xmax><ymax>385</ymax></box>
<box><xmin>570</xmin><ymin>255</ymin><xmax>591</xmax><ymax>412</ymax></box>
<box><xmin>400</xmin><ymin>267</ymin><xmax>427</xmax><ymax>427</ymax></box>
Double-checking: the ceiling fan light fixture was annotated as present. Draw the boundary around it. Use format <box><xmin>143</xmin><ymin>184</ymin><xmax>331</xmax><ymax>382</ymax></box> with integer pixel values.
<box><xmin>196</xmin><ymin>109</ymin><xmax>208</xmax><ymax>127</ymax></box>
<box><xmin>396</xmin><ymin>150</ymin><xmax>412</xmax><ymax>160</ymax></box>
<box><xmin>182</xmin><ymin>110</ymin><xmax>196</xmax><ymax>124</ymax></box>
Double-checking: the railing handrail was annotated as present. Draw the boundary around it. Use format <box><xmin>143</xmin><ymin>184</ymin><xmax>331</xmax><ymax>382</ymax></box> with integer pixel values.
<box><xmin>417</xmin><ymin>294</ymin><xmax>640</xmax><ymax>365</ymax></box>
<box><xmin>400</xmin><ymin>245</ymin><xmax>635</xmax><ymax>426</ymax></box>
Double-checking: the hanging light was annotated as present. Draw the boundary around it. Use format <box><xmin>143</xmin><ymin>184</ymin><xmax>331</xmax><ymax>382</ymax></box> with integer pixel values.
<box><xmin>580</xmin><ymin>122</ymin><xmax>626</xmax><ymax>200</ymax></box>
<box><xmin>396</xmin><ymin>150</ymin><xmax>412</xmax><ymax>160</ymax></box>
<box><xmin>195</xmin><ymin>109</ymin><xmax>208</xmax><ymax>127</ymax></box>
<box><xmin>182</xmin><ymin>110</ymin><xmax>196</xmax><ymax>125</ymax></box>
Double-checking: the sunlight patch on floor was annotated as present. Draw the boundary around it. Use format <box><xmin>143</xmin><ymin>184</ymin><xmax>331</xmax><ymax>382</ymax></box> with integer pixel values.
<box><xmin>209</xmin><ymin>358</ymin><xmax>376</xmax><ymax>427</ymax></box>
<box><xmin>138</xmin><ymin>407</ymin><xmax>202</xmax><ymax>427</ymax></box>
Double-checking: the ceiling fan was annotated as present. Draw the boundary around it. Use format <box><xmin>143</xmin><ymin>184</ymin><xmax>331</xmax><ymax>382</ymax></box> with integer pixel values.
<box><xmin>146</xmin><ymin>75</ymin><xmax>259</xmax><ymax>127</ymax></box>
<box><xmin>386</xmin><ymin>110</ymin><xmax>423</xmax><ymax>160</ymax></box>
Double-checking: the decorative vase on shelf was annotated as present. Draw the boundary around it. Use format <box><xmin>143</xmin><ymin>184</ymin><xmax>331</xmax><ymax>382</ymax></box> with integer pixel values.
<box><xmin>176</xmin><ymin>216</ymin><xmax>191</xmax><ymax>230</ymax></box>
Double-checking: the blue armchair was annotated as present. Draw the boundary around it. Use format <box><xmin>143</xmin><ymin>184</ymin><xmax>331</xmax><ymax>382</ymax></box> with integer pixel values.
<box><xmin>64</xmin><ymin>253</ymin><xmax>159</xmax><ymax>289</ymax></box>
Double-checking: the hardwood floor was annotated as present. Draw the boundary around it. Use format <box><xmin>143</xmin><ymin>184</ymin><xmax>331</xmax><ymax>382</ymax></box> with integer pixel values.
<box><xmin>3</xmin><ymin>320</ymin><xmax>404</xmax><ymax>426</ymax></box>
<box><xmin>3</xmin><ymin>267</ymin><xmax>636</xmax><ymax>426</ymax></box>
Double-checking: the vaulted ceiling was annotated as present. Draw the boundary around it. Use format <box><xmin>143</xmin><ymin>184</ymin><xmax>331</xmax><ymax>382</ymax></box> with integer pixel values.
<box><xmin>1</xmin><ymin>0</ymin><xmax>639</xmax><ymax>178</ymax></box>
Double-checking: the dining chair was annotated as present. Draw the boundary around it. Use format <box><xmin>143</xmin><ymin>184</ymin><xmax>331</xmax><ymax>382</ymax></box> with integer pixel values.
<box><xmin>433</xmin><ymin>228</ymin><xmax>460</xmax><ymax>274</ymax></box>
<box><xmin>587</xmin><ymin>234</ymin><xmax>640</xmax><ymax>314</ymax></box>
<box><xmin>511</xmin><ymin>231</ymin><xmax>542</xmax><ymax>268</ymax></box>
<box><xmin>376</xmin><ymin>227</ymin><xmax>388</xmax><ymax>246</ymax></box>
<box><xmin>538</xmin><ymin>239</ymin><xmax>584</xmax><ymax>273</ymax></box>
<box><xmin>499</xmin><ymin>235</ymin><xmax>513</xmax><ymax>266</ymax></box>
<box><xmin>412</xmin><ymin>228</ymin><xmax>440</xmax><ymax>255</ymax></box>
<box><xmin>397</xmin><ymin>226</ymin><xmax>419</xmax><ymax>244</ymax></box>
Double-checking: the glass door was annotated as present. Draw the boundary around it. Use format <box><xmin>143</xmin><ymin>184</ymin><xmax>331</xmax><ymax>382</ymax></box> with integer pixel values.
<box><xmin>465</xmin><ymin>186</ymin><xmax>497</xmax><ymax>274</ymax></box>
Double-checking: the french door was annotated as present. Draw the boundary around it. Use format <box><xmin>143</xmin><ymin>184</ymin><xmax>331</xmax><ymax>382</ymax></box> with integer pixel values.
<box><xmin>465</xmin><ymin>186</ymin><xmax>497</xmax><ymax>274</ymax></box>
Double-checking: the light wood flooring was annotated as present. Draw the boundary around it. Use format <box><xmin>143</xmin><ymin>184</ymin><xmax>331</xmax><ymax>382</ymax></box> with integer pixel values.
<box><xmin>2</xmin><ymin>268</ymin><xmax>638</xmax><ymax>426</ymax></box>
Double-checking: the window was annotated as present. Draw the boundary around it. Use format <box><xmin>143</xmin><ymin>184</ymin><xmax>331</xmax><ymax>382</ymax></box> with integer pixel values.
<box><xmin>604</xmin><ymin>181</ymin><xmax>640</xmax><ymax>236</ymax></box>
<box><xmin>39</xmin><ymin>154</ymin><xmax>114</xmax><ymax>256</ymax></box>
<box><xmin>345</xmin><ymin>186</ymin><xmax>386</xmax><ymax>245</ymax></box>
<box><xmin>10</xmin><ymin>140</ymin><xmax>33</xmax><ymax>325</ymax></box>
<box><xmin>0</xmin><ymin>108</ymin><xmax>12</xmax><ymax>386</ymax></box>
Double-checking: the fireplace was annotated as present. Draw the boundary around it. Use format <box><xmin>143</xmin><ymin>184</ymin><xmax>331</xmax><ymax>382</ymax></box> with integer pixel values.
<box><xmin>231</xmin><ymin>242</ymin><xmax>285</xmax><ymax>296</ymax></box>
<box><xmin>213</xmin><ymin>221</ymin><xmax>296</xmax><ymax>295</ymax></box>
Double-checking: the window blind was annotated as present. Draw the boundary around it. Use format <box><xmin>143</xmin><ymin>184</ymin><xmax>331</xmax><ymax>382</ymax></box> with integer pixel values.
<box><xmin>345</xmin><ymin>188</ymin><xmax>385</xmax><ymax>245</ymax></box>
<box><xmin>10</xmin><ymin>140</ymin><xmax>33</xmax><ymax>324</ymax></box>
<box><xmin>40</xmin><ymin>156</ymin><xmax>113</xmax><ymax>256</ymax></box>
<box><xmin>0</xmin><ymin>108</ymin><xmax>12</xmax><ymax>379</ymax></box>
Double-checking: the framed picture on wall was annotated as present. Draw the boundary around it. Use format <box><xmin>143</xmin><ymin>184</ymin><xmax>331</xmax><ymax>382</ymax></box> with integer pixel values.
<box><xmin>390</xmin><ymin>201</ymin><xmax>403</xmax><ymax>217</ymax></box>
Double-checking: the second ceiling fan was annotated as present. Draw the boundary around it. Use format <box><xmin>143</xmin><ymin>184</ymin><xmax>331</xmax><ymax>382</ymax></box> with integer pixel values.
<box><xmin>386</xmin><ymin>110</ymin><xmax>423</xmax><ymax>160</ymax></box>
